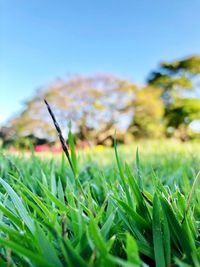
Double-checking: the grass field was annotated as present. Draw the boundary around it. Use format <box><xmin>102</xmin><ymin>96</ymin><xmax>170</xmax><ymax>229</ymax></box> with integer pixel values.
<box><xmin>0</xmin><ymin>139</ymin><xmax>200</xmax><ymax>266</ymax></box>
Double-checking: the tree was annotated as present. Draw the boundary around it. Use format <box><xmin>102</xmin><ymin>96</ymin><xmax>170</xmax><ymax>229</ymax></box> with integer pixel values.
<box><xmin>128</xmin><ymin>86</ymin><xmax>164</xmax><ymax>138</ymax></box>
<box><xmin>2</xmin><ymin>74</ymin><xmax>136</xmax><ymax>146</ymax></box>
<box><xmin>148</xmin><ymin>55</ymin><xmax>200</xmax><ymax>103</ymax></box>
<box><xmin>147</xmin><ymin>55</ymin><xmax>200</xmax><ymax>137</ymax></box>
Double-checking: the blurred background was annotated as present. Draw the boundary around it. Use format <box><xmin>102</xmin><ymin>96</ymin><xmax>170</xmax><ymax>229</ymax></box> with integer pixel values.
<box><xmin>1</xmin><ymin>0</ymin><xmax>200</xmax><ymax>151</ymax></box>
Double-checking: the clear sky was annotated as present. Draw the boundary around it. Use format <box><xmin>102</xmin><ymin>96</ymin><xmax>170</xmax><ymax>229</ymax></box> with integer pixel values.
<box><xmin>1</xmin><ymin>0</ymin><xmax>200</xmax><ymax>124</ymax></box>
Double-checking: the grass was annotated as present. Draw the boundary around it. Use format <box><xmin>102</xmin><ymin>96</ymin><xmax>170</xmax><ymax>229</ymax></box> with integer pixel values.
<box><xmin>0</xmin><ymin>139</ymin><xmax>200</xmax><ymax>266</ymax></box>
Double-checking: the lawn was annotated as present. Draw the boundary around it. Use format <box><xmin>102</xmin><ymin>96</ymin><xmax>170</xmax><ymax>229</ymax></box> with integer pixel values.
<box><xmin>0</xmin><ymin>139</ymin><xmax>200</xmax><ymax>266</ymax></box>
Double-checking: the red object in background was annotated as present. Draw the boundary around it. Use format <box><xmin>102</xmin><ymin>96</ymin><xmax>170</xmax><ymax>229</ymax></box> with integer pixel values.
<box><xmin>34</xmin><ymin>144</ymin><xmax>50</xmax><ymax>152</ymax></box>
<box><xmin>76</xmin><ymin>140</ymin><xmax>89</xmax><ymax>150</ymax></box>
<box><xmin>34</xmin><ymin>141</ymin><xmax>89</xmax><ymax>153</ymax></box>
<box><xmin>8</xmin><ymin>147</ymin><xmax>18</xmax><ymax>153</ymax></box>
<box><xmin>52</xmin><ymin>145</ymin><xmax>62</xmax><ymax>153</ymax></box>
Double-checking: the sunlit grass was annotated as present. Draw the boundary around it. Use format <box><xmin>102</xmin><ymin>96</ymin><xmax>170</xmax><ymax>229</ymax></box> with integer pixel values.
<box><xmin>0</xmin><ymin>139</ymin><xmax>200</xmax><ymax>266</ymax></box>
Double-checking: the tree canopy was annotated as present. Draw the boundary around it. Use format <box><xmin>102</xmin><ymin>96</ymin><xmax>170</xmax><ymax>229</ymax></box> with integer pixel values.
<box><xmin>147</xmin><ymin>55</ymin><xmax>200</xmax><ymax>137</ymax></box>
<box><xmin>2</xmin><ymin>74</ymin><xmax>137</xmax><ymax>146</ymax></box>
<box><xmin>1</xmin><ymin>55</ymin><xmax>200</xmax><ymax>148</ymax></box>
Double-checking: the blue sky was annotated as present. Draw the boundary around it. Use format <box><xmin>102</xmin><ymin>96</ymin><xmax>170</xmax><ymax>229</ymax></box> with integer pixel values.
<box><xmin>1</xmin><ymin>0</ymin><xmax>200</xmax><ymax>124</ymax></box>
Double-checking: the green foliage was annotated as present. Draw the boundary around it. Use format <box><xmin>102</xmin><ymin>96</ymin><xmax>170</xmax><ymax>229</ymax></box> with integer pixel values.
<box><xmin>148</xmin><ymin>55</ymin><xmax>200</xmax><ymax>95</ymax></box>
<box><xmin>160</xmin><ymin>55</ymin><xmax>200</xmax><ymax>75</ymax></box>
<box><xmin>148</xmin><ymin>55</ymin><xmax>200</xmax><ymax>138</ymax></box>
<box><xmin>166</xmin><ymin>98</ymin><xmax>200</xmax><ymax>132</ymax></box>
<box><xmin>0</xmin><ymin>140</ymin><xmax>200</xmax><ymax>266</ymax></box>
<box><xmin>1</xmin><ymin>55</ymin><xmax>200</xmax><ymax>146</ymax></box>
<box><xmin>129</xmin><ymin>86</ymin><xmax>164</xmax><ymax>138</ymax></box>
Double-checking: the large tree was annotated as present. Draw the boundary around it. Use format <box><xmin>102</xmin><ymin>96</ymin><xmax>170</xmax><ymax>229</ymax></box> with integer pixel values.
<box><xmin>128</xmin><ymin>86</ymin><xmax>164</xmax><ymax>138</ymax></box>
<box><xmin>148</xmin><ymin>55</ymin><xmax>200</xmax><ymax>102</ymax></box>
<box><xmin>147</xmin><ymin>55</ymin><xmax>200</xmax><ymax>137</ymax></box>
<box><xmin>2</xmin><ymin>74</ymin><xmax>136</xmax><ymax>146</ymax></box>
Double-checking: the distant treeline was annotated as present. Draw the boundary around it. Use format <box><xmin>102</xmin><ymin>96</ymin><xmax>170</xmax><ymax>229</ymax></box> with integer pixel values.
<box><xmin>1</xmin><ymin>55</ymin><xmax>200</xmax><ymax>148</ymax></box>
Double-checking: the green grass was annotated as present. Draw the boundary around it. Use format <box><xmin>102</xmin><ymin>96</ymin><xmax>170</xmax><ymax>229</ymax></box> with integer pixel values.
<box><xmin>0</xmin><ymin>139</ymin><xmax>200</xmax><ymax>266</ymax></box>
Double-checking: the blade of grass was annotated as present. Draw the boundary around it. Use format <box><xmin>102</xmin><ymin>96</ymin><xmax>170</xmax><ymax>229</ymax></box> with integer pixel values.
<box><xmin>68</xmin><ymin>123</ymin><xmax>78</xmax><ymax>177</ymax></box>
<box><xmin>114</xmin><ymin>134</ymin><xmax>132</xmax><ymax>206</ymax></box>
<box><xmin>0</xmin><ymin>237</ymin><xmax>52</xmax><ymax>267</ymax></box>
<box><xmin>152</xmin><ymin>194</ymin><xmax>166</xmax><ymax>267</ymax></box>
<box><xmin>44</xmin><ymin>99</ymin><xmax>75</xmax><ymax>176</ymax></box>
<box><xmin>183</xmin><ymin>170</ymin><xmax>200</xmax><ymax>223</ymax></box>
<box><xmin>126</xmin><ymin>233</ymin><xmax>141</xmax><ymax>266</ymax></box>
<box><xmin>0</xmin><ymin>178</ymin><xmax>34</xmax><ymax>233</ymax></box>
<box><xmin>35</xmin><ymin>223</ymin><xmax>62</xmax><ymax>267</ymax></box>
